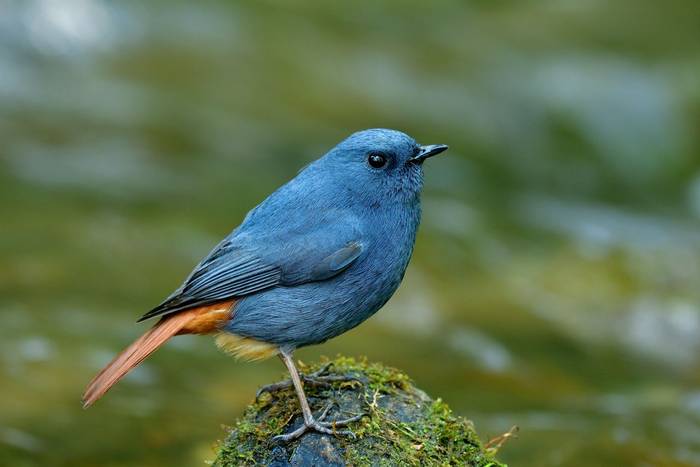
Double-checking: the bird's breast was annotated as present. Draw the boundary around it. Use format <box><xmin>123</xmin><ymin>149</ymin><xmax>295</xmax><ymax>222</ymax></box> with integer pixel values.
<box><xmin>224</xmin><ymin>202</ymin><xmax>422</xmax><ymax>347</ymax></box>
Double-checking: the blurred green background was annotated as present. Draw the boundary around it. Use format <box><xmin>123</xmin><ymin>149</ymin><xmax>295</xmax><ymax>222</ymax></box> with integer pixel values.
<box><xmin>1</xmin><ymin>1</ymin><xmax>700</xmax><ymax>466</ymax></box>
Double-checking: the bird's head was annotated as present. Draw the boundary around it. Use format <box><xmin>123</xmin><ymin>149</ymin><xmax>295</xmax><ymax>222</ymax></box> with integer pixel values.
<box><xmin>316</xmin><ymin>128</ymin><xmax>448</xmax><ymax>205</ymax></box>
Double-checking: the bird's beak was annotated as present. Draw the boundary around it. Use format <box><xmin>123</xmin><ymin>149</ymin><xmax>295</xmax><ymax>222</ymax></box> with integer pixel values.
<box><xmin>410</xmin><ymin>144</ymin><xmax>449</xmax><ymax>163</ymax></box>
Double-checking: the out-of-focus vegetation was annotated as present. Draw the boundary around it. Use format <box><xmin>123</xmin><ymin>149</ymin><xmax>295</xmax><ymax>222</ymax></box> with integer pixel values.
<box><xmin>1</xmin><ymin>1</ymin><xmax>699</xmax><ymax>466</ymax></box>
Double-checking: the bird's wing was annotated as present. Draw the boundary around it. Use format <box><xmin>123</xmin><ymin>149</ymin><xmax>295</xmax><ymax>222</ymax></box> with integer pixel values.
<box><xmin>138</xmin><ymin>243</ymin><xmax>280</xmax><ymax>321</ymax></box>
<box><xmin>138</xmin><ymin>213</ymin><xmax>364</xmax><ymax>321</ymax></box>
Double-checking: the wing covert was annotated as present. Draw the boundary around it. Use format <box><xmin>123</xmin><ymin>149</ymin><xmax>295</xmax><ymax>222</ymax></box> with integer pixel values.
<box><xmin>139</xmin><ymin>211</ymin><xmax>365</xmax><ymax>322</ymax></box>
<box><xmin>138</xmin><ymin>243</ymin><xmax>281</xmax><ymax>322</ymax></box>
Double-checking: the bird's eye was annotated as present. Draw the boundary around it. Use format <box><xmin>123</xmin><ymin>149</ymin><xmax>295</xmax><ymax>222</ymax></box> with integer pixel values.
<box><xmin>367</xmin><ymin>152</ymin><xmax>387</xmax><ymax>169</ymax></box>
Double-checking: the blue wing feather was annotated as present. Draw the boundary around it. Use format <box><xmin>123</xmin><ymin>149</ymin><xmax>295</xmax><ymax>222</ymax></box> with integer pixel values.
<box><xmin>138</xmin><ymin>210</ymin><xmax>365</xmax><ymax>322</ymax></box>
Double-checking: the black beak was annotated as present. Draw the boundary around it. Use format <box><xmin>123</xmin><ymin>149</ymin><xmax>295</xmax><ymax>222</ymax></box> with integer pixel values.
<box><xmin>410</xmin><ymin>144</ymin><xmax>449</xmax><ymax>163</ymax></box>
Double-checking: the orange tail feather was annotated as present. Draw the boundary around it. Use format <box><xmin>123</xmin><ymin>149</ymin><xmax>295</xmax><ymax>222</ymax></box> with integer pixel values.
<box><xmin>82</xmin><ymin>300</ymin><xmax>235</xmax><ymax>408</ymax></box>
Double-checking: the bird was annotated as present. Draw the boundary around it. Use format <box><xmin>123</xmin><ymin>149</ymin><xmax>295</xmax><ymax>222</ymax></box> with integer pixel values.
<box><xmin>82</xmin><ymin>128</ymin><xmax>448</xmax><ymax>441</ymax></box>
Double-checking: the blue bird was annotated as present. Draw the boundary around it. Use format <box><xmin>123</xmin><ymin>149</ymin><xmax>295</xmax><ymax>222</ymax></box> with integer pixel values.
<box><xmin>82</xmin><ymin>129</ymin><xmax>448</xmax><ymax>440</ymax></box>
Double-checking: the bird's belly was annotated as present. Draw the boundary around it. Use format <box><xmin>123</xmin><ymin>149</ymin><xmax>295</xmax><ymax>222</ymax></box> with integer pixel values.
<box><xmin>225</xmin><ymin>262</ymin><xmax>406</xmax><ymax>348</ymax></box>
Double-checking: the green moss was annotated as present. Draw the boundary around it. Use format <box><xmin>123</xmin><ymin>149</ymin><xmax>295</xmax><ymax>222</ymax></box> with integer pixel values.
<box><xmin>213</xmin><ymin>356</ymin><xmax>506</xmax><ymax>466</ymax></box>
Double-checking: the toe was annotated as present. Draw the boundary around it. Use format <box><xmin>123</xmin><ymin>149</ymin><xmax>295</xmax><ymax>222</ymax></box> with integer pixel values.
<box><xmin>319</xmin><ymin>413</ymin><xmax>365</xmax><ymax>428</ymax></box>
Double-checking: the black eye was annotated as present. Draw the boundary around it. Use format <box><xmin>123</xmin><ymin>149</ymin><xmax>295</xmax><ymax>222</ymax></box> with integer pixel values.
<box><xmin>367</xmin><ymin>152</ymin><xmax>387</xmax><ymax>169</ymax></box>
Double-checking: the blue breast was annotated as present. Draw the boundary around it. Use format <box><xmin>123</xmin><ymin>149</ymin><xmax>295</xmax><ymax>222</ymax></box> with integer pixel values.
<box><xmin>225</xmin><ymin>201</ymin><xmax>421</xmax><ymax>348</ymax></box>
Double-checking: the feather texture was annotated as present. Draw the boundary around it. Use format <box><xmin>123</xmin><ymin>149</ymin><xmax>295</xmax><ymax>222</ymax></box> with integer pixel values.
<box><xmin>139</xmin><ymin>249</ymin><xmax>279</xmax><ymax>321</ymax></box>
<box><xmin>82</xmin><ymin>129</ymin><xmax>441</xmax><ymax>409</ymax></box>
<box><xmin>215</xmin><ymin>333</ymin><xmax>279</xmax><ymax>361</ymax></box>
<box><xmin>83</xmin><ymin>300</ymin><xmax>236</xmax><ymax>408</ymax></box>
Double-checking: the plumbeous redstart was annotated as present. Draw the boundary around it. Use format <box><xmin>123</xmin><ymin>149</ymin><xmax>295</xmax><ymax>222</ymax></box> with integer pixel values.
<box><xmin>83</xmin><ymin>128</ymin><xmax>448</xmax><ymax>441</ymax></box>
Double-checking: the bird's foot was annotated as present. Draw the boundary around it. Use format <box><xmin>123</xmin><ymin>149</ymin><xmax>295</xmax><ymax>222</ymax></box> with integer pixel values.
<box><xmin>272</xmin><ymin>404</ymin><xmax>365</xmax><ymax>443</ymax></box>
<box><xmin>256</xmin><ymin>362</ymin><xmax>362</xmax><ymax>399</ymax></box>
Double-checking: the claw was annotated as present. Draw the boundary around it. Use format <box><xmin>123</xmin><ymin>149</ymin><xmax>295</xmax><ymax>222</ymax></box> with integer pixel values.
<box><xmin>269</xmin><ymin>352</ymin><xmax>365</xmax><ymax>443</ymax></box>
<box><xmin>256</xmin><ymin>380</ymin><xmax>293</xmax><ymax>399</ymax></box>
<box><xmin>256</xmin><ymin>365</ymin><xmax>363</xmax><ymax>400</ymax></box>
<box><xmin>272</xmin><ymin>418</ymin><xmax>359</xmax><ymax>443</ymax></box>
<box><xmin>271</xmin><ymin>405</ymin><xmax>364</xmax><ymax>443</ymax></box>
<box><xmin>319</xmin><ymin>413</ymin><xmax>365</xmax><ymax>428</ymax></box>
<box><xmin>317</xmin><ymin>403</ymin><xmax>333</xmax><ymax>421</ymax></box>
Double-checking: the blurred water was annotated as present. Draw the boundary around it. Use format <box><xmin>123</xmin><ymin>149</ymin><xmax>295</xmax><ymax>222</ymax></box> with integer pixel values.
<box><xmin>1</xmin><ymin>1</ymin><xmax>700</xmax><ymax>466</ymax></box>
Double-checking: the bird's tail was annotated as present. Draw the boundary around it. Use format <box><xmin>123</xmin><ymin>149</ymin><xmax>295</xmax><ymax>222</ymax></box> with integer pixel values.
<box><xmin>82</xmin><ymin>300</ymin><xmax>236</xmax><ymax>408</ymax></box>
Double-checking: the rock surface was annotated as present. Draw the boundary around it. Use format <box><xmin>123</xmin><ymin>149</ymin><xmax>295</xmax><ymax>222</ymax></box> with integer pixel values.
<box><xmin>213</xmin><ymin>357</ymin><xmax>505</xmax><ymax>466</ymax></box>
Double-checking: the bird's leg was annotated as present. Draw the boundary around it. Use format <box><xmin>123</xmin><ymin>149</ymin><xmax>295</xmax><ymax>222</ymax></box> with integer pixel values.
<box><xmin>271</xmin><ymin>349</ymin><xmax>363</xmax><ymax>443</ymax></box>
<box><xmin>256</xmin><ymin>361</ymin><xmax>362</xmax><ymax>400</ymax></box>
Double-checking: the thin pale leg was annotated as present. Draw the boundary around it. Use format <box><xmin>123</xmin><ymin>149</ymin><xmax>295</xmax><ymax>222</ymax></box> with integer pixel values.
<box><xmin>272</xmin><ymin>349</ymin><xmax>364</xmax><ymax>443</ymax></box>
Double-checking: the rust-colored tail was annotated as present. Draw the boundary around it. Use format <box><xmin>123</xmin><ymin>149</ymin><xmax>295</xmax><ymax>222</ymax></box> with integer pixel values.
<box><xmin>82</xmin><ymin>300</ymin><xmax>235</xmax><ymax>408</ymax></box>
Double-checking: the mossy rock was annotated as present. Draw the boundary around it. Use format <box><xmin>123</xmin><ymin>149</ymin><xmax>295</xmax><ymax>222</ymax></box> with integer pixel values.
<box><xmin>213</xmin><ymin>356</ymin><xmax>506</xmax><ymax>466</ymax></box>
